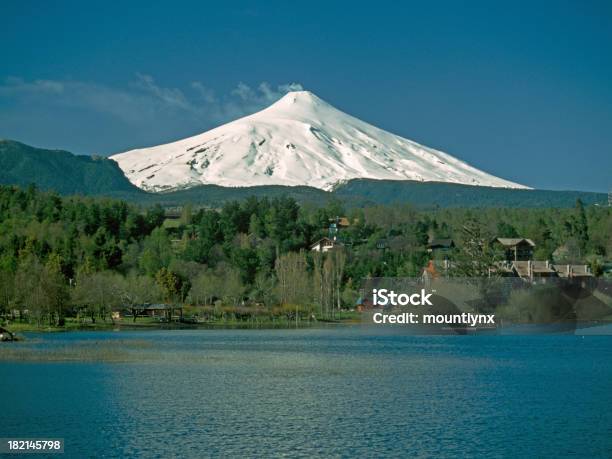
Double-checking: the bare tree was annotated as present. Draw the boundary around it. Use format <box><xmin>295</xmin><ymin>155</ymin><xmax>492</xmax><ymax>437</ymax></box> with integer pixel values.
<box><xmin>117</xmin><ymin>272</ymin><xmax>161</xmax><ymax>322</ymax></box>
<box><xmin>275</xmin><ymin>251</ymin><xmax>312</xmax><ymax>325</ymax></box>
<box><xmin>331</xmin><ymin>249</ymin><xmax>346</xmax><ymax>311</ymax></box>
<box><xmin>189</xmin><ymin>271</ymin><xmax>220</xmax><ymax>306</ymax></box>
<box><xmin>312</xmin><ymin>252</ymin><xmax>325</xmax><ymax>316</ymax></box>
<box><xmin>72</xmin><ymin>271</ymin><xmax>122</xmax><ymax>324</ymax></box>
<box><xmin>275</xmin><ymin>251</ymin><xmax>310</xmax><ymax>306</ymax></box>
<box><xmin>15</xmin><ymin>256</ymin><xmax>47</xmax><ymax>326</ymax></box>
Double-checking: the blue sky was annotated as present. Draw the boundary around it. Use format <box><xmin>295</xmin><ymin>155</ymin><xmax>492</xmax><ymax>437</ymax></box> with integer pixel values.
<box><xmin>1</xmin><ymin>0</ymin><xmax>611</xmax><ymax>192</ymax></box>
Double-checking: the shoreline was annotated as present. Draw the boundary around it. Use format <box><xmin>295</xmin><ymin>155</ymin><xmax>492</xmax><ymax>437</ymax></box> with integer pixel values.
<box><xmin>1</xmin><ymin>317</ymin><xmax>360</xmax><ymax>334</ymax></box>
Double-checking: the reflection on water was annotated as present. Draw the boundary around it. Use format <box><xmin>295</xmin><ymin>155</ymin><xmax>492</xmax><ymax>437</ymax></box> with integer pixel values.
<box><xmin>1</xmin><ymin>328</ymin><xmax>612</xmax><ymax>458</ymax></box>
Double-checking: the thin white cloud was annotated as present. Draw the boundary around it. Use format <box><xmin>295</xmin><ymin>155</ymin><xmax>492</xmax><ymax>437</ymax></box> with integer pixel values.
<box><xmin>0</xmin><ymin>76</ymin><xmax>304</xmax><ymax>126</ymax></box>
<box><xmin>190</xmin><ymin>81</ymin><xmax>216</xmax><ymax>104</ymax></box>
<box><xmin>132</xmin><ymin>73</ymin><xmax>192</xmax><ymax>111</ymax></box>
<box><xmin>231</xmin><ymin>82</ymin><xmax>256</xmax><ymax>101</ymax></box>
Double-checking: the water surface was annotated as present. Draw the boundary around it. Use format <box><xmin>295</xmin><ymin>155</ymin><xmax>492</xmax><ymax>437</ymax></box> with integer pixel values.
<box><xmin>1</xmin><ymin>328</ymin><xmax>611</xmax><ymax>457</ymax></box>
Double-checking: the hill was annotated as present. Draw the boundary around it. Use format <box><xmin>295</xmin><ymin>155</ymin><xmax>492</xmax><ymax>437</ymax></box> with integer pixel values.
<box><xmin>333</xmin><ymin>179</ymin><xmax>607</xmax><ymax>208</ymax></box>
<box><xmin>0</xmin><ymin>140</ymin><xmax>144</xmax><ymax>196</ymax></box>
<box><xmin>124</xmin><ymin>179</ymin><xmax>606</xmax><ymax>208</ymax></box>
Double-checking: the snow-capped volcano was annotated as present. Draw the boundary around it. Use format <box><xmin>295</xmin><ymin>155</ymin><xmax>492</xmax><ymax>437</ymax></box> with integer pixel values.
<box><xmin>111</xmin><ymin>90</ymin><xmax>528</xmax><ymax>192</ymax></box>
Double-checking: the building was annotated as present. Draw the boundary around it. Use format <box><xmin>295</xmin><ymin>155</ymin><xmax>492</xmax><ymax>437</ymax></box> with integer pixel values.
<box><xmin>328</xmin><ymin>216</ymin><xmax>351</xmax><ymax>239</ymax></box>
<box><xmin>355</xmin><ymin>296</ymin><xmax>373</xmax><ymax>311</ymax></box>
<box><xmin>492</xmin><ymin>260</ymin><xmax>592</xmax><ymax>282</ymax></box>
<box><xmin>510</xmin><ymin>260</ymin><xmax>557</xmax><ymax>281</ymax></box>
<box><xmin>427</xmin><ymin>238</ymin><xmax>455</xmax><ymax>258</ymax></box>
<box><xmin>493</xmin><ymin>238</ymin><xmax>536</xmax><ymax>261</ymax></box>
<box><xmin>310</xmin><ymin>237</ymin><xmax>342</xmax><ymax>253</ymax></box>
<box><xmin>551</xmin><ymin>264</ymin><xmax>592</xmax><ymax>279</ymax></box>
<box><xmin>128</xmin><ymin>303</ymin><xmax>184</xmax><ymax>321</ymax></box>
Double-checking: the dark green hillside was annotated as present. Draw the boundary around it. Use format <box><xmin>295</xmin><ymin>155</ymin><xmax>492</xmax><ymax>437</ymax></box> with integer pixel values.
<box><xmin>140</xmin><ymin>179</ymin><xmax>607</xmax><ymax>209</ymax></box>
<box><xmin>134</xmin><ymin>184</ymin><xmax>330</xmax><ymax>207</ymax></box>
<box><xmin>333</xmin><ymin>179</ymin><xmax>607</xmax><ymax>208</ymax></box>
<box><xmin>0</xmin><ymin>140</ymin><xmax>144</xmax><ymax>196</ymax></box>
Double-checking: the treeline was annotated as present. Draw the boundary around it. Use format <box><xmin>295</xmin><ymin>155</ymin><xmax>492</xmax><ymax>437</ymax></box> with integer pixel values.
<box><xmin>0</xmin><ymin>184</ymin><xmax>610</xmax><ymax>326</ymax></box>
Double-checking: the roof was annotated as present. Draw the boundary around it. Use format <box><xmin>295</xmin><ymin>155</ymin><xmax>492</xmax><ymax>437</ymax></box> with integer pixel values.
<box><xmin>512</xmin><ymin>261</ymin><xmax>530</xmax><ymax>278</ymax></box>
<box><xmin>309</xmin><ymin>237</ymin><xmax>339</xmax><ymax>249</ymax></box>
<box><xmin>428</xmin><ymin>238</ymin><xmax>454</xmax><ymax>248</ymax></box>
<box><xmin>551</xmin><ymin>264</ymin><xmax>592</xmax><ymax>278</ymax></box>
<box><xmin>512</xmin><ymin>261</ymin><xmax>556</xmax><ymax>278</ymax></box>
<box><xmin>530</xmin><ymin>261</ymin><xmax>556</xmax><ymax>273</ymax></box>
<box><xmin>141</xmin><ymin>303</ymin><xmax>176</xmax><ymax>310</ymax></box>
<box><xmin>495</xmin><ymin>238</ymin><xmax>536</xmax><ymax>247</ymax></box>
<box><xmin>337</xmin><ymin>217</ymin><xmax>351</xmax><ymax>227</ymax></box>
<box><xmin>422</xmin><ymin>260</ymin><xmax>440</xmax><ymax>278</ymax></box>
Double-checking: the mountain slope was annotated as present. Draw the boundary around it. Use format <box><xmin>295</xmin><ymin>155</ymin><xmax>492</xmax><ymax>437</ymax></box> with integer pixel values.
<box><xmin>111</xmin><ymin>91</ymin><xmax>528</xmax><ymax>192</ymax></box>
<box><xmin>333</xmin><ymin>179</ymin><xmax>606</xmax><ymax>208</ymax></box>
<box><xmin>128</xmin><ymin>180</ymin><xmax>605</xmax><ymax>208</ymax></box>
<box><xmin>0</xmin><ymin>140</ymin><xmax>144</xmax><ymax>196</ymax></box>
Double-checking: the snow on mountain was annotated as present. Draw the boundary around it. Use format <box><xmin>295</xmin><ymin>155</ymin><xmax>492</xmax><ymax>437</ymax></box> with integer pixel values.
<box><xmin>110</xmin><ymin>90</ymin><xmax>529</xmax><ymax>192</ymax></box>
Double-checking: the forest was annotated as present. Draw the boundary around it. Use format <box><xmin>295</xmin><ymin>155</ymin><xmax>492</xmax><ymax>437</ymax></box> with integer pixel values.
<box><xmin>0</xmin><ymin>184</ymin><xmax>610</xmax><ymax>327</ymax></box>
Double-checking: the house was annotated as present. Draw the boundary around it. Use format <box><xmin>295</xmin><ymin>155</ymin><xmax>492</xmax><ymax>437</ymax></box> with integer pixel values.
<box><xmin>492</xmin><ymin>260</ymin><xmax>592</xmax><ymax>282</ymax></box>
<box><xmin>335</xmin><ymin>217</ymin><xmax>351</xmax><ymax>227</ymax></box>
<box><xmin>355</xmin><ymin>296</ymin><xmax>373</xmax><ymax>311</ymax></box>
<box><xmin>493</xmin><ymin>238</ymin><xmax>536</xmax><ymax>261</ymax></box>
<box><xmin>310</xmin><ymin>237</ymin><xmax>342</xmax><ymax>253</ymax></box>
<box><xmin>328</xmin><ymin>216</ymin><xmax>351</xmax><ymax>239</ymax></box>
<box><xmin>551</xmin><ymin>264</ymin><xmax>592</xmax><ymax>279</ymax></box>
<box><xmin>427</xmin><ymin>238</ymin><xmax>455</xmax><ymax>258</ymax></box>
<box><xmin>130</xmin><ymin>303</ymin><xmax>184</xmax><ymax>321</ymax></box>
<box><xmin>376</xmin><ymin>239</ymin><xmax>388</xmax><ymax>250</ymax></box>
<box><xmin>427</xmin><ymin>238</ymin><xmax>455</xmax><ymax>250</ymax></box>
<box><xmin>422</xmin><ymin>260</ymin><xmax>443</xmax><ymax>279</ymax></box>
<box><xmin>511</xmin><ymin>260</ymin><xmax>557</xmax><ymax>281</ymax></box>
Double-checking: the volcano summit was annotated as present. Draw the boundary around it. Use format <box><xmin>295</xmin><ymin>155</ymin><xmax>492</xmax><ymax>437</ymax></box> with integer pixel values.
<box><xmin>111</xmin><ymin>91</ymin><xmax>528</xmax><ymax>192</ymax></box>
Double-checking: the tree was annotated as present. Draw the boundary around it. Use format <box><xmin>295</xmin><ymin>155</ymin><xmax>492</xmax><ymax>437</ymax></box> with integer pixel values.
<box><xmin>275</xmin><ymin>251</ymin><xmax>310</xmax><ymax>307</ymax></box>
<box><xmin>232</xmin><ymin>246</ymin><xmax>259</xmax><ymax>284</ymax></box>
<box><xmin>0</xmin><ymin>269</ymin><xmax>16</xmax><ymax>319</ymax></box>
<box><xmin>117</xmin><ymin>273</ymin><xmax>161</xmax><ymax>322</ymax></box>
<box><xmin>312</xmin><ymin>252</ymin><xmax>326</xmax><ymax>316</ymax></box>
<box><xmin>453</xmin><ymin>220</ymin><xmax>501</xmax><ymax>277</ymax></box>
<box><xmin>496</xmin><ymin>221</ymin><xmax>519</xmax><ymax>238</ymax></box>
<box><xmin>43</xmin><ymin>253</ymin><xmax>69</xmax><ymax>325</ymax></box>
<box><xmin>330</xmin><ymin>249</ymin><xmax>346</xmax><ymax>311</ymax></box>
<box><xmin>220</xmin><ymin>268</ymin><xmax>245</xmax><ymax>307</ymax></box>
<box><xmin>252</xmin><ymin>270</ymin><xmax>277</xmax><ymax>308</ymax></box>
<box><xmin>72</xmin><ymin>271</ymin><xmax>122</xmax><ymax>324</ymax></box>
<box><xmin>189</xmin><ymin>270</ymin><xmax>220</xmax><ymax>306</ymax></box>
<box><xmin>15</xmin><ymin>255</ymin><xmax>47</xmax><ymax>325</ymax></box>
<box><xmin>155</xmin><ymin>268</ymin><xmax>181</xmax><ymax>303</ymax></box>
<box><xmin>139</xmin><ymin>228</ymin><xmax>173</xmax><ymax>276</ymax></box>
<box><xmin>573</xmin><ymin>198</ymin><xmax>589</xmax><ymax>256</ymax></box>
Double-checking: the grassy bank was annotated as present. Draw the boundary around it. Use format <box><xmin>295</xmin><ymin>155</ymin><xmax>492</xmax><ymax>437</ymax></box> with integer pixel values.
<box><xmin>2</xmin><ymin>311</ymin><xmax>361</xmax><ymax>334</ymax></box>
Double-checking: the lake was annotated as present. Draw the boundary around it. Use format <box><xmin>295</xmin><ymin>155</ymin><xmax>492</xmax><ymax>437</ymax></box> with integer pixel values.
<box><xmin>1</xmin><ymin>327</ymin><xmax>612</xmax><ymax>458</ymax></box>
